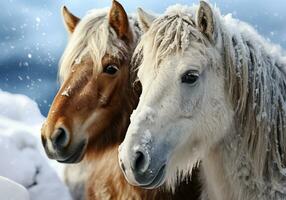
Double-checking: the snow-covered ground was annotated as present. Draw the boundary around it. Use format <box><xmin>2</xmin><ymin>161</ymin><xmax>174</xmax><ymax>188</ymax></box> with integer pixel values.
<box><xmin>0</xmin><ymin>90</ymin><xmax>72</xmax><ymax>200</ymax></box>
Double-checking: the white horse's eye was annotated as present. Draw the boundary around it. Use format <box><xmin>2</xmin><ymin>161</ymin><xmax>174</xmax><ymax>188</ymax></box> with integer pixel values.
<box><xmin>103</xmin><ymin>64</ymin><xmax>119</xmax><ymax>75</ymax></box>
<box><xmin>181</xmin><ymin>70</ymin><xmax>199</xmax><ymax>85</ymax></box>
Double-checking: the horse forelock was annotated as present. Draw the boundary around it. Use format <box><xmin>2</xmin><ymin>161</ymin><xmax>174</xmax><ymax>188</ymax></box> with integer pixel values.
<box><xmin>59</xmin><ymin>9</ymin><xmax>140</xmax><ymax>84</ymax></box>
<box><xmin>133</xmin><ymin>7</ymin><xmax>210</xmax><ymax>75</ymax></box>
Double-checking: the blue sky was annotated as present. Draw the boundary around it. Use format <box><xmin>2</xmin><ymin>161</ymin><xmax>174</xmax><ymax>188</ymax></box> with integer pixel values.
<box><xmin>0</xmin><ymin>0</ymin><xmax>286</xmax><ymax>115</ymax></box>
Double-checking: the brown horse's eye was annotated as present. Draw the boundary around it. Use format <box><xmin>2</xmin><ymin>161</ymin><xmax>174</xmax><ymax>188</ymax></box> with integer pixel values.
<box><xmin>103</xmin><ymin>64</ymin><xmax>119</xmax><ymax>75</ymax></box>
<box><xmin>181</xmin><ymin>70</ymin><xmax>199</xmax><ymax>85</ymax></box>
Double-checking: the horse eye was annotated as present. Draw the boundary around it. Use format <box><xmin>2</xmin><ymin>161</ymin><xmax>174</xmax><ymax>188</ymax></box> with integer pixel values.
<box><xmin>103</xmin><ymin>64</ymin><xmax>119</xmax><ymax>75</ymax></box>
<box><xmin>181</xmin><ymin>70</ymin><xmax>199</xmax><ymax>85</ymax></box>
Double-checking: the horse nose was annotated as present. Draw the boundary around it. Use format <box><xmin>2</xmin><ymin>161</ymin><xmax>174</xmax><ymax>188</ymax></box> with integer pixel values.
<box><xmin>132</xmin><ymin>149</ymin><xmax>150</xmax><ymax>174</ymax></box>
<box><xmin>51</xmin><ymin>127</ymin><xmax>70</xmax><ymax>150</ymax></box>
<box><xmin>41</xmin><ymin>135</ymin><xmax>47</xmax><ymax>149</ymax></box>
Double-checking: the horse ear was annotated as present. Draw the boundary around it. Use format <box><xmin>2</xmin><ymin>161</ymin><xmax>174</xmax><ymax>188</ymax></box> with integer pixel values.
<box><xmin>109</xmin><ymin>0</ymin><xmax>131</xmax><ymax>41</ymax></box>
<box><xmin>62</xmin><ymin>6</ymin><xmax>80</xmax><ymax>34</ymax></box>
<box><xmin>137</xmin><ymin>8</ymin><xmax>155</xmax><ymax>32</ymax></box>
<box><xmin>196</xmin><ymin>1</ymin><xmax>215</xmax><ymax>41</ymax></box>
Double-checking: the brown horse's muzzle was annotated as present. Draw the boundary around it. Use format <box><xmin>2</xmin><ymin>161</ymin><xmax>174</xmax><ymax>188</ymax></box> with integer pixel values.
<box><xmin>41</xmin><ymin>123</ymin><xmax>87</xmax><ymax>163</ymax></box>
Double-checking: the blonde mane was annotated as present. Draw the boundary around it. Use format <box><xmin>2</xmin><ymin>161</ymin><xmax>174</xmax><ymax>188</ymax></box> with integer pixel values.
<box><xmin>59</xmin><ymin>8</ymin><xmax>140</xmax><ymax>83</ymax></box>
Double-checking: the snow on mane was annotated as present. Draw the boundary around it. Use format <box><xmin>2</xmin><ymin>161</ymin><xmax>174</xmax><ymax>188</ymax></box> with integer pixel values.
<box><xmin>134</xmin><ymin>3</ymin><xmax>286</xmax><ymax>71</ymax></box>
<box><xmin>222</xmin><ymin>13</ymin><xmax>286</xmax><ymax>64</ymax></box>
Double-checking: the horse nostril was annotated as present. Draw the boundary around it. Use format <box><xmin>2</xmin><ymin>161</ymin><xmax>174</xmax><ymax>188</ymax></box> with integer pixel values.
<box><xmin>133</xmin><ymin>150</ymin><xmax>149</xmax><ymax>174</ymax></box>
<box><xmin>41</xmin><ymin>135</ymin><xmax>47</xmax><ymax>148</ymax></box>
<box><xmin>52</xmin><ymin>128</ymin><xmax>69</xmax><ymax>150</ymax></box>
<box><xmin>120</xmin><ymin>162</ymin><xmax>126</xmax><ymax>173</ymax></box>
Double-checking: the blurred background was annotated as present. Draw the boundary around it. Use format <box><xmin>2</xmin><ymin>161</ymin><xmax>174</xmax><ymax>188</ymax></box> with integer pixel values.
<box><xmin>0</xmin><ymin>0</ymin><xmax>285</xmax><ymax>116</ymax></box>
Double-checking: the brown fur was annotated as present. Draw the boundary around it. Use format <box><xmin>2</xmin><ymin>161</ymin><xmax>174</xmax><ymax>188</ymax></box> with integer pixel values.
<box><xmin>41</xmin><ymin>1</ymin><xmax>201</xmax><ymax>199</ymax></box>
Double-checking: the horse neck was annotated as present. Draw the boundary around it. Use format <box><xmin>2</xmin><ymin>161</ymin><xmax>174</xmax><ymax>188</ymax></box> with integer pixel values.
<box><xmin>201</xmin><ymin>127</ymin><xmax>260</xmax><ymax>200</ymax></box>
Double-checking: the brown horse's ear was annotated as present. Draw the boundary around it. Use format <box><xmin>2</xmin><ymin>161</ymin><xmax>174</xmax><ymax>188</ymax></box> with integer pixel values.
<box><xmin>109</xmin><ymin>0</ymin><xmax>131</xmax><ymax>41</ymax></box>
<box><xmin>62</xmin><ymin>6</ymin><xmax>80</xmax><ymax>34</ymax></box>
<box><xmin>196</xmin><ymin>1</ymin><xmax>215</xmax><ymax>41</ymax></box>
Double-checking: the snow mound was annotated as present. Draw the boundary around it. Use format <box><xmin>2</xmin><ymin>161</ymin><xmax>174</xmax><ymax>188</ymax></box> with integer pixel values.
<box><xmin>0</xmin><ymin>90</ymin><xmax>71</xmax><ymax>200</ymax></box>
<box><xmin>0</xmin><ymin>90</ymin><xmax>44</xmax><ymax>125</ymax></box>
<box><xmin>0</xmin><ymin>176</ymin><xmax>29</xmax><ymax>200</ymax></box>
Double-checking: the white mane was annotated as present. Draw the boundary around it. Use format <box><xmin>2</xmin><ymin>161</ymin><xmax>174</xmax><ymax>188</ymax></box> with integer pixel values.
<box><xmin>59</xmin><ymin>8</ymin><xmax>140</xmax><ymax>83</ymax></box>
<box><xmin>133</xmin><ymin>5</ymin><xmax>201</xmax><ymax>71</ymax></box>
<box><xmin>134</xmin><ymin>4</ymin><xmax>286</xmax><ymax>196</ymax></box>
<box><xmin>221</xmin><ymin>13</ymin><xmax>286</xmax><ymax>195</ymax></box>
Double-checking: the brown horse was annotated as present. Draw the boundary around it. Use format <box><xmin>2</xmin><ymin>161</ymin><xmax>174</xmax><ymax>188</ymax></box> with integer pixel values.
<box><xmin>41</xmin><ymin>1</ymin><xmax>200</xmax><ymax>199</ymax></box>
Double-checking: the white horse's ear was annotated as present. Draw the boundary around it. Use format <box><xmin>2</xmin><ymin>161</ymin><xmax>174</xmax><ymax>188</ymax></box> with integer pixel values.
<box><xmin>137</xmin><ymin>8</ymin><xmax>155</xmax><ymax>32</ymax></box>
<box><xmin>61</xmin><ymin>6</ymin><xmax>80</xmax><ymax>34</ymax></box>
<box><xmin>196</xmin><ymin>1</ymin><xmax>215</xmax><ymax>41</ymax></box>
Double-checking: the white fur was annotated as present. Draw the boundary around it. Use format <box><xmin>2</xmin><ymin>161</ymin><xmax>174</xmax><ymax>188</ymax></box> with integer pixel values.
<box><xmin>119</xmin><ymin>2</ymin><xmax>286</xmax><ymax>200</ymax></box>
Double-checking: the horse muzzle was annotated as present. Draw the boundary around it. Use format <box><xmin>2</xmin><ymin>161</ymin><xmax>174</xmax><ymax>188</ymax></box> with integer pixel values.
<box><xmin>118</xmin><ymin>144</ymin><xmax>167</xmax><ymax>189</ymax></box>
<box><xmin>41</xmin><ymin>127</ymin><xmax>87</xmax><ymax>163</ymax></box>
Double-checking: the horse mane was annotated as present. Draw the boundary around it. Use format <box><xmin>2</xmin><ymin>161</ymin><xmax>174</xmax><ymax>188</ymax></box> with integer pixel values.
<box><xmin>221</xmin><ymin>13</ymin><xmax>286</xmax><ymax>188</ymax></box>
<box><xmin>134</xmin><ymin>4</ymin><xmax>286</xmax><ymax>190</ymax></box>
<box><xmin>59</xmin><ymin>8</ymin><xmax>140</xmax><ymax>83</ymax></box>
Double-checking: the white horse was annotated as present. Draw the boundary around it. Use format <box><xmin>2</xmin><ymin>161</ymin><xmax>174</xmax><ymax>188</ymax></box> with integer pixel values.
<box><xmin>119</xmin><ymin>1</ymin><xmax>286</xmax><ymax>200</ymax></box>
